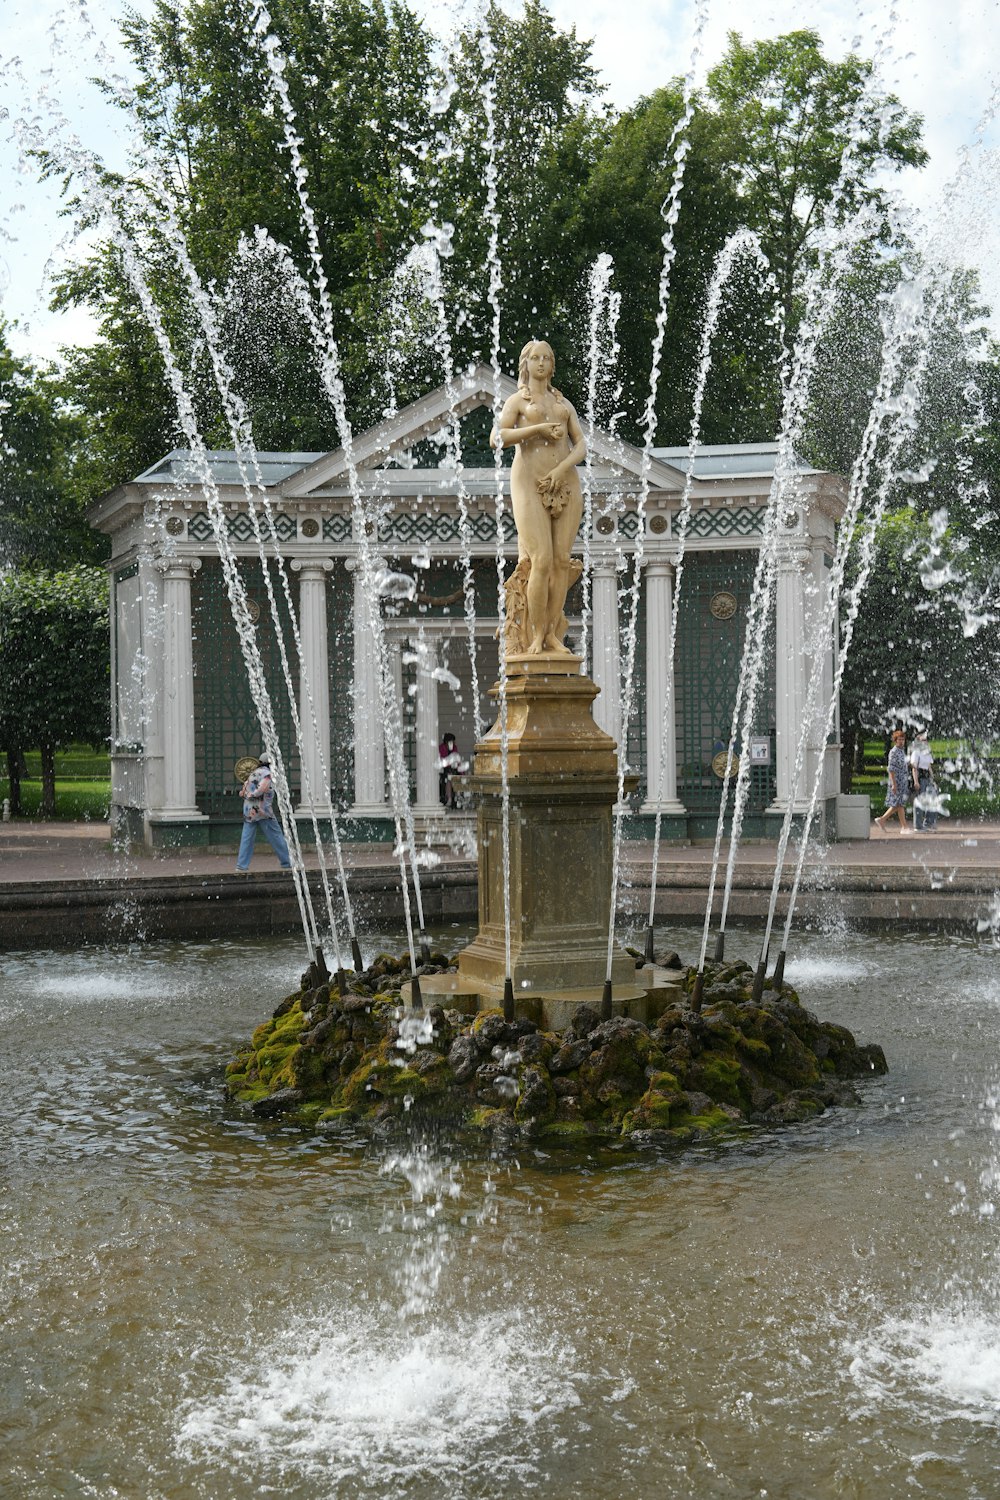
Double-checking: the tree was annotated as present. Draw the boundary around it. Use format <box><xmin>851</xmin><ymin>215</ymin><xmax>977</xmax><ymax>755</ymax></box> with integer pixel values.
<box><xmin>839</xmin><ymin>509</ymin><xmax>1000</xmax><ymax>789</ymax></box>
<box><xmin>52</xmin><ymin>0</ymin><xmax>439</xmax><ymax>478</ymax></box>
<box><xmin>432</xmin><ymin>0</ymin><xmax>606</xmax><ymax>398</ymax></box>
<box><xmin>705</xmin><ymin>30</ymin><xmax>927</xmax><ymax>343</ymax></box>
<box><xmin>581</xmin><ymin>85</ymin><xmax>780</xmax><ymax>446</ymax></box>
<box><xmin>0</xmin><ymin>568</ymin><xmax>110</xmax><ymax>815</ymax></box>
<box><xmin>0</xmin><ymin>324</ymin><xmax>106</xmax><ymax>568</ymax></box>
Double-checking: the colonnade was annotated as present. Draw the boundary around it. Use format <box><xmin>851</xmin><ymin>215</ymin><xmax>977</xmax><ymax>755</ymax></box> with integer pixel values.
<box><xmin>134</xmin><ymin>546</ymin><xmax>820</xmax><ymax>829</ymax></box>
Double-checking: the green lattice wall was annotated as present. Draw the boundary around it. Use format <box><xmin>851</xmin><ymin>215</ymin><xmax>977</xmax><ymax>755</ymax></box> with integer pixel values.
<box><xmin>675</xmin><ymin>551</ymin><xmax>775</xmax><ymax>815</ymax></box>
<box><xmin>192</xmin><ymin>560</ymin><xmax>301</xmax><ymax>815</ymax></box>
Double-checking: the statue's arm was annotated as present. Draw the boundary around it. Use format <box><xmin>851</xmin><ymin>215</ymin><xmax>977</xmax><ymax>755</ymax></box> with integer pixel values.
<box><xmin>491</xmin><ymin>394</ymin><xmax>562</xmax><ymax>450</ymax></box>
<box><xmin>543</xmin><ymin>401</ymin><xmax>586</xmax><ymax>480</ymax></box>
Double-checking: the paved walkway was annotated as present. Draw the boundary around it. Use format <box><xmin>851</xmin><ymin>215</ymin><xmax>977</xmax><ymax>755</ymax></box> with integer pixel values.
<box><xmin>1</xmin><ymin>816</ymin><xmax>997</xmax><ymax>948</ymax></box>
<box><xmin>1</xmin><ymin>814</ymin><xmax>998</xmax><ymax>884</ymax></box>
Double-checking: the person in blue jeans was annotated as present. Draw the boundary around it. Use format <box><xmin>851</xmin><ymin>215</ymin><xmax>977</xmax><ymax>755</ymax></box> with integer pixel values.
<box><xmin>237</xmin><ymin>756</ymin><xmax>292</xmax><ymax>871</ymax></box>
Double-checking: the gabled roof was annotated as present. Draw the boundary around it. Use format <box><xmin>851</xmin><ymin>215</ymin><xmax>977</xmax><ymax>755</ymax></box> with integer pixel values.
<box><xmin>652</xmin><ymin>442</ymin><xmax>820</xmax><ymax>481</ymax></box>
<box><xmin>278</xmin><ymin>363</ymin><xmax>689</xmax><ymax>497</ymax></box>
<box><xmin>135</xmin><ymin>450</ymin><xmax>323</xmax><ymax>488</ymax></box>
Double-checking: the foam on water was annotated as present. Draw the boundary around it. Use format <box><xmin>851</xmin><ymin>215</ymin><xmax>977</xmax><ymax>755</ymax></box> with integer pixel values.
<box><xmin>176</xmin><ymin>1308</ymin><xmax>581</xmax><ymax>1485</ymax></box>
<box><xmin>783</xmin><ymin>956</ymin><xmax>873</xmax><ymax>988</ymax></box>
<box><xmin>848</xmin><ymin>1309</ymin><xmax>1000</xmax><ymax>1422</ymax></box>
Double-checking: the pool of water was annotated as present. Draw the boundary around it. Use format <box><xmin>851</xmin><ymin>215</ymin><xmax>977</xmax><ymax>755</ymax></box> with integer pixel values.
<box><xmin>3</xmin><ymin>921</ymin><xmax>1000</xmax><ymax>1498</ymax></box>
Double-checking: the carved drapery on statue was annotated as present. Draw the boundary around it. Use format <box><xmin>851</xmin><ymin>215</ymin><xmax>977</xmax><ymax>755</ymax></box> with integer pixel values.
<box><xmin>497</xmin><ymin>556</ymin><xmax>583</xmax><ymax>657</ymax></box>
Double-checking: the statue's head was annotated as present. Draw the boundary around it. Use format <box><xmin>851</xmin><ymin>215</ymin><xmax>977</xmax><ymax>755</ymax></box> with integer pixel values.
<box><xmin>518</xmin><ymin>339</ymin><xmax>555</xmax><ymax>391</ymax></box>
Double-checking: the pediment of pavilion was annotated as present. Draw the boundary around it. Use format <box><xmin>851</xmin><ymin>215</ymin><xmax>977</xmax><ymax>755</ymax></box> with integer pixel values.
<box><xmin>278</xmin><ymin>364</ymin><xmax>688</xmax><ymax>499</ymax></box>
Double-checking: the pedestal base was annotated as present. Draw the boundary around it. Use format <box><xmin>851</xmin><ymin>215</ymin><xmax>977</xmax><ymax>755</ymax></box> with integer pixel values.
<box><xmin>456</xmin><ymin>656</ymin><xmax>638</xmax><ymax>1000</ymax></box>
<box><xmin>403</xmin><ymin>963</ymin><xmax>685</xmax><ymax>1032</ymax></box>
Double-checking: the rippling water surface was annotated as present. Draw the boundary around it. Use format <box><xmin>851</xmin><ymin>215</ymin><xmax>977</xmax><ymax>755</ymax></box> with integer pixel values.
<box><xmin>3</xmin><ymin>924</ymin><xmax>1000</xmax><ymax>1498</ymax></box>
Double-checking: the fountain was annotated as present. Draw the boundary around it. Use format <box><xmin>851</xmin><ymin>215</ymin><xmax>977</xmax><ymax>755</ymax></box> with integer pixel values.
<box><xmin>219</xmin><ymin>348</ymin><xmax>888</xmax><ymax>1145</ymax></box>
<box><xmin>7</xmin><ymin>6</ymin><xmax>1000</xmax><ymax>1494</ymax></box>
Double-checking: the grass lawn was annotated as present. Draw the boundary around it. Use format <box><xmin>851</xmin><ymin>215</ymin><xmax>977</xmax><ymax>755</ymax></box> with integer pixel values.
<box><xmin>1</xmin><ymin>779</ymin><xmax>111</xmax><ymax>820</ymax></box>
<box><xmin>2</xmin><ymin>744</ymin><xmax>111</xmax><ymax>821</ymax></box>
<box><xmin>856</xmin><ymin>738</ymin><xmax>998</xmax><ymax>820</ymax></box>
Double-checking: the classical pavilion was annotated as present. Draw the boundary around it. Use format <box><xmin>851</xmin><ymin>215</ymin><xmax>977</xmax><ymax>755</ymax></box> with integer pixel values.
<box><xmin>89</xmin><ymin>365</ymin><xmax>849</xmax><ymax>849</ymax></box>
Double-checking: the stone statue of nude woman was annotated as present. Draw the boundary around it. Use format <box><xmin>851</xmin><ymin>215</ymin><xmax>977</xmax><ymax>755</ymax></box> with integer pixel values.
<box><xmin>491</xmin><ymin>340</ymin><xmax>585</xmax><ymax>656</ymax></box>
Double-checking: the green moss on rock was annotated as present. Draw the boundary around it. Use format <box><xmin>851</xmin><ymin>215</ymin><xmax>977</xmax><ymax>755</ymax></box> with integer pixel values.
<box><xmin>224</xmin><ymin>954</ymin><xmax>888</xmax><ymax>1150</ymax></box>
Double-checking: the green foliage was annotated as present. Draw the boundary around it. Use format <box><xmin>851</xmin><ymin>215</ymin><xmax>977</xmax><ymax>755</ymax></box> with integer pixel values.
<box><xmin>0</xmin><ymin>567</ymin><xmax>110</xmax><ymax>758</ymax></box>
<box><xmin>840</xmin><ymin>509</ymin><xmax>1000</xmax><ymax>754</ymax></box>
<box><xmin>432</xmin><ymin>0</ymin><xmax>604</xmax><ymax>393</ymax></box>
<box><xmin>53</xmin><ymin>0</ymin><xmax>438</xmax><ymax>476</ymax></box>
<box><xmin>0</xmin><ymin>324</ymin><xmax>106</xmax><ymax>568</ymax></box>
<box><xmin>705</xmin><ymin>29</ymin><xmax>927</xmax><ymax>338</ymax></box>
<box><xmin>581</xmin><ymin>85</ymin><xmax>780</xmax><ymax>444</ymax></box>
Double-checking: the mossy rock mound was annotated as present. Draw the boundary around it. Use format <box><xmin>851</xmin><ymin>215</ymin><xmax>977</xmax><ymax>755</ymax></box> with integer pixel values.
<box><xmin>225</xmin><ymin>954</ymin><xmax>887</xmax><ymax>1149</ymax></box>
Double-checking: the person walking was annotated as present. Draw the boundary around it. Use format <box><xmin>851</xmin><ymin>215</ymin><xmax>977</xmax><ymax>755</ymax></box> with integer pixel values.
<box><xmin>874</xmin><ymin>729</ymin><xmax>913</xmax><ymax>835</ymax></box>
<box><xmin>910</xmin><ymin>728</ymin><xmax>937</xmax><ymax>832</ymax></box>
<box><xmin>237</xmin><ymin>756</ymin><xmax>292</xmax><ymax>870</ymax></box>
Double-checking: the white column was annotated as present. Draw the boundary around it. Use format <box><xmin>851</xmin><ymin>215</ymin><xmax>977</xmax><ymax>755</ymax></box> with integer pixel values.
<box><xmin>641</xmin><ymin>559</ymin><xmax>686</xmax><ymax>814</ymax></box>
<box><xmin>414</xmin><ymin>635</ymin><xmax>441</xmax><ymax>813</ymax></box>
<box><xmin>770</xmin><ymin>546</ymin><xmax>810</xmax><ymax>812</ymax></box>
<box><xmin>590</xmin><ymin>558</ymin><xmax>621</xmax><ymax>748</ymax></box>
<box><xmin>291</xmin><ymin>558</ymin><xmax>333</xmax><ymax>814</ymax></box>
<box><xmin>347</xmin><ymin>558</ymin><xmax>387</xmax><ymax>816</ymax></box>
<box><xmin>157</xmin><ymin>557</ymin><xmax>204</xmax><ymax>818</ymax></box>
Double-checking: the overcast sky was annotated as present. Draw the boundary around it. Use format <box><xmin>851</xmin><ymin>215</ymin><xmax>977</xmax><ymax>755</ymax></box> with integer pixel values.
<box><xmin>1</xmin><ymin>0</ymin><xmax>997</xmax><ymax>363</ymax></box>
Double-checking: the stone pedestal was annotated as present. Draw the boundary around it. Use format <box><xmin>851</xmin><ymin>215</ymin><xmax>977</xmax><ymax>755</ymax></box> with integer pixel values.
<box><xmin>455</xmin><ymin>654</ymin><xmax>636</xmax><ymax>1006</ymax></box>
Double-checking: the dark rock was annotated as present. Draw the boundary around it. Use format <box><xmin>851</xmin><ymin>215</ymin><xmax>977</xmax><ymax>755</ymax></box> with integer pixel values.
<box><xmin>682</xmin><ymin>1090</ymin><xmax>713</xmax><ymax>1116</ymax></box>
<box><xmin>514</xmin><ymin>1066</ymin><xmax>556</xmax><ymax>1127</ymax></box>
<box><xmin>550</xmin><ymin>1038</ymin><xmax>593</xmax><ymax>1074</ymax></box>
<box><xmin>474</xmin><ymin>1014</ymin><xmax>514</xmax><ymax>1052</ymax></box>
<box><xmin>702</xmin><ymin>981</ymin><xmax>749</xmax><ymax>1006</ymax></box>
<box><xmin>748</xmin><ymin>1083</ymin><xmax>779</xmax><ymax>1115</ymax></box>
<box><xmin>555</xmin><ymin>1097</ymin><xmax>583</xmax><ymax>1122</ymax></box>
<box><xmin>250</xmin><ymin>1087</ymin><xmax>302</xmax><ymax>1118</ymax></box>
<box><xmin>302</xmin><ymin>1015</ymin><xmax>337</xmax><ymax>1048</ymax></box>
<box><xmin>590</xmin><ymin>1016</ymin><xmax>648</xmax><ymax>1047</ymax></box>
<box><xmin>629</xmin><ymin>1128</ymin><xmax>674</xmax><ymax>1149</ymax></box>
<box><xmin>658</xmin><ymin>950</ymin><xmax>683</xmax><ymax>970</ymax></box>
<box><xmin>518</xmin><ymin>1033</ymin><xmax>553</xmax><ymax>1067</ymax></box>
<box><xmin>569</xmin><ymin>1004</ymin><xmax>601</xmax><ymax>1038</ymax></box>
<box><xmin>230</xmin><ymin>946</ymin><xmax>889</xmax><ymax>1148</ymax></box>
<box><xmin>448</xmin><ymin>1035</ymin><xmax>479</xmax><ymax>1084</ymax></box>
<box><xmin>763</xmin><ymin>1092</ymin><xmax>824</xmax><ymax>1124</ymax></box>
<box><xmin>336</xmin><ymin>1042</ymin><xmax>360</xmax><ymax>1076</ymax></box>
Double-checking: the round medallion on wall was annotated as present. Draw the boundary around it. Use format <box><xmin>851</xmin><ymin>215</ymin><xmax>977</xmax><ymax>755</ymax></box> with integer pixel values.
<box><xmin>301</xmin><ymin>517</ymin><xmax>320</xmax><ymax>538</ymax></box>
<box><xmin>711</xmin><ymin>749</ymin><xmax>740</xmax><ymax>780</ymax></box>
<box><xmin>709</xmin><ymin>590</ymin><xmax>737</xmax><ymax>620</ymax></box>
<box><xmin>165</xmin><ymin>515</ymin><xmax>185</xmax><ymax>537</ymax></box>
<box><xmin>595</xmin><ymin>514</ymin><xmax>615</xmax><ymax>536</ymax></box>
<box><xmin>246</xmin><ymin>599</ymin><xmax>261</xmax><ymax>624</ymax></box>
<box><xmin>649</xmin><ymin>513</ymin><xmax>668</xmax><ymax>535</ymax></box>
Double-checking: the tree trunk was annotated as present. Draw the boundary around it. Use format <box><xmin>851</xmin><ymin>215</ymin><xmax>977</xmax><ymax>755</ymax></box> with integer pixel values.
<box><xmin>39</xmin><ymin>743</ymin><xmax>57</xmax><ymax>818</ymax></box>
<box><xmin>6</xmin><ymin>748</ymin><xmax>22</xmax><ymax>816</ymax></box>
